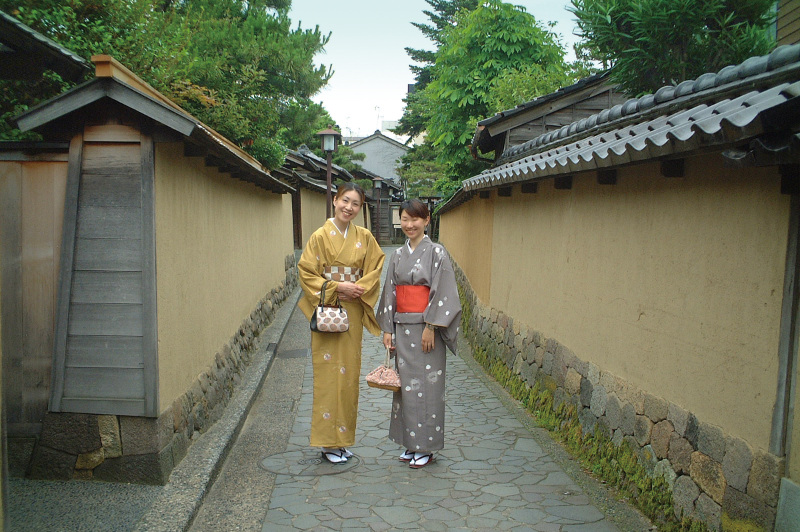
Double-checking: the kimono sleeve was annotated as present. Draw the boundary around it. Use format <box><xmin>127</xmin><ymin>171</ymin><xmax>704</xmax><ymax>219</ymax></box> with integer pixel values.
<box><xmin>355</xmin><ymin>228</ymin><xmax>384</xmax><ymax>310</ymax></box>
<box><xmin>297</xmin><ymin>231</ymin><xmax>338</xmax><ymax>320</ymax></box>
<box><xmin>376</xmin><ymin>251</ymin><xmax>399</xmax><ymax>334</ymax></box>
<box><xmin>422</xmin><ymin>244</ymin><xmax>462</xmax><ymax>353</ymax></box>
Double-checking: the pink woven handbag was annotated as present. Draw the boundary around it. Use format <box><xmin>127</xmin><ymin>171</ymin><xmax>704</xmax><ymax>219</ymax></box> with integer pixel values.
<box><xmin>366</xmin><ymin>347</ymin><xmax>401</xmax><ymax>392</ymax></box>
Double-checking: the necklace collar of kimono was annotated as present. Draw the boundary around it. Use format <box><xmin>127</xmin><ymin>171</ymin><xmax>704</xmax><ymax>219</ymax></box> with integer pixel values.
<box><xmin>329</xmin><ymin>218</ymin><xmax>349</xmax><ymax>238</ymax></box>
<box><xmin>406</xmin><ymin>235</ymin><xmax>429</xmax><ymax>253</ymax></box>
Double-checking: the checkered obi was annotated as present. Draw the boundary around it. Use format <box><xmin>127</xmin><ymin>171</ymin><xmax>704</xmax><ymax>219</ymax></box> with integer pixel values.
<box><xmin>324</xmin><ymin>266</ymin><xmax>362</xmax><ymax>282</ymax></box>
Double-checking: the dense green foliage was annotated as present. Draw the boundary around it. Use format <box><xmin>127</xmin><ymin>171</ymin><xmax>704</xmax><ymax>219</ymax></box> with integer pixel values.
<box><xmin>0</xmin><ymin>0</ymin><xmax>334</xmax><ymax>169</ymax></box>
<box><xmin>397</xmin><ymin>0</ymin><xmax>480</xmax><ymax>141</ymax></box>
<box><xmin>569</xmin><ymin>0</ymin><xmax>776</xmax><ymax>95</ymax></box>
<box><xmin>405</xmin><ymin>0</ymin><xmax>481</xmax><ymax>76</ymax></box>
<box><xmin>424</xmin><ymin>2</ymin><xmax>574</xmax><ymax>182</ymax></box>
<box><xmin>396</xmin><ymin>0</ymin><xmax>586</xmax><ymax>196</ymax></box>
<box><xmin>0</xmin><ymin>0</ymin><xmax>191</xmax><ymax>140</ymax></box>
<box><xmin>397</xmin><ymin>143</ymin><xmax>448</xmax><ymax>199</ymax></box>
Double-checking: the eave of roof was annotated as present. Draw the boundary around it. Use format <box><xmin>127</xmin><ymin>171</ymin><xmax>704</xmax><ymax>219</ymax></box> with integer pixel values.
<box><xmin>15</xmin><ymin>56</ymin><xmax>292</xmax><ymax>194</ymax></box>
<box><xmin>470</xmin><ymin>72</ymin><xmax>612</xmax><ymax>153</ymax></box>
<box><xmin>350</xmin><ymin>166</ymin><xmax>403</xmax><ymax>190</ymax></box>
<box><xmin>292</xmin><ymin>146</ymin><xmax>353</xmax><ymax>180</ymax></box>
<box><xmin>459</xmin><ymin>44</ymin><xmax>800</xmax><ymax>196</ymax></box>
<box><xmin>0</xmin><ymin>10</ymin><xmax>90</xmax><ymax>82</ymax></box>
<box><xmin>437</xmin><ymin>44</ymin><xmax>800</xmax><ymax>215</ymax></box>
<box><xmin>478</xmin><ymin>72</ymin><xmax>610</xmax><ymax>130</ymax></box>
<box><xmin>294</xmin><ymin>171</ymin><xmax>332</xmax><ymax>193</ymax></box>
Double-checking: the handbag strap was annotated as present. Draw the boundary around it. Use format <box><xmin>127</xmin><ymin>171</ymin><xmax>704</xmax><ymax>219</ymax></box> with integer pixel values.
<box><xmin>319</xmin><ymin>280</ymin><xmax>341</xmax><ymax>308</ymax></box>
<box><xmin>385</xmin><ymin>346</ymin><xmax>392</xmax><ymax>367</ymax></box>
<box><xmin>319</xmin><ymin>280</ymin><xmax>329</xmax><ymax>307</ymax></box>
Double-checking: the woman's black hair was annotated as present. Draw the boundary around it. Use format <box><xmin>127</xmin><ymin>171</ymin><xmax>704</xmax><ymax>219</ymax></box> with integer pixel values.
<box><xmin>399</xmin><ymin>198</ymin><xmax>429</xmax><ymax>219</ymax></box>
<box><xmin>334</xmin><ymin>182</ymin><xmax>365</xmax><ymax>203</ymax></box>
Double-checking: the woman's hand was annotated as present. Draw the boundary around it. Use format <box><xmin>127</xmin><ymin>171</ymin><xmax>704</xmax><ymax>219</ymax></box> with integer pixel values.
<box><xmin>422</xmin><ymin>326</ymin><xmax>435</xmax><ymax>353</ymax></box>
<box><xmin>336</xmin><ymin>281</ymin><xmax>365</xmax><ymax>301</ymax></box>
<box><xmin>383</xmin><ymin>332</ymin><xmax>394</xmax><ymax>352</ymax></box>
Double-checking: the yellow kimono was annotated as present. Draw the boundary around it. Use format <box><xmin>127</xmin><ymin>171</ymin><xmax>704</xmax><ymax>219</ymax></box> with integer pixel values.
<box><xmin>298</xmin><ymin>219</ymin><xmax>384</xmax><ymax>448</ymax></box>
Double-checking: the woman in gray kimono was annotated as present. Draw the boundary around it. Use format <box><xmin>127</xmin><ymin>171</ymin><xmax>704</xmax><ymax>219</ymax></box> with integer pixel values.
<box><xmin>377</xmin><ymin>199</ymin><xmax>461</xmax><ymax>468</ymax></box>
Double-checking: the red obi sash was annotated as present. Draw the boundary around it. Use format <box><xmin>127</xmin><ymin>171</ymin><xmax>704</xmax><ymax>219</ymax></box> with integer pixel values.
<box><xmin>396</xmin><ymin>285</ymin><xmax>430</xmax><ymax>313</ymax></box>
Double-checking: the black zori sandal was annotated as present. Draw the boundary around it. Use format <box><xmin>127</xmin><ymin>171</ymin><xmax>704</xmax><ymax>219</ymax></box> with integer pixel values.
<box><xmin>399</xmin><ymin>449</ymin><xmax>414</xmax><ymax>462</ymax></box>
<box><xmin>339</xmin><ymin>448</ymin><xmax>354</xmax><ymax>458</ymax></box>
<box><xmin>321</xmin><ymin>448</ymin><xmax>347</xmax><ymax>464</ymax></box>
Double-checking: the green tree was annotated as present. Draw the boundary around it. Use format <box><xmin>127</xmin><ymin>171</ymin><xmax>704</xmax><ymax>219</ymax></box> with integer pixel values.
<box><xmin>569</xmin><ymin>0</ymin><xmax>776</xmax><ymax>96</ymax></box>
<box><xmin>488</xmin><ymin>63</ymin><xmax>572</xmax><ymax>115</ymax></box>
<box><xmin>280</xmin><ymin>99</ymin><xmax>332</xmax><ymax>151</ymax></box>
<box><xmin>0</xmin><ymin>0</ymin><xmax>194</xmax><ymax>139</ymax></box>
<box><xmin>424</xmin><ymin>0</ymin><xmax>570</xmax><ymax>180</ymax></box>
<box><xmin>396</xmin><ymin>0</ymin><xmax>480</xmax><ymax>140</ymax></box>
<box><xmin>0</xmin><ymin>0</ymin><xmax>335</xmax><ymax>170</ymax></box>
<box><xmin>158</xmin><ymin>0</ymin><xmax>333</xmax><ymax>167</ymax></box>
<box><xmin>405</xmin><ymin>0</ymin><xmax>481</xmax><ymax>74</ymax></box>
<box><xmin>397</xmin><ymin>143</ymin><xmax>447</xmax><ymax>199</ymax></box>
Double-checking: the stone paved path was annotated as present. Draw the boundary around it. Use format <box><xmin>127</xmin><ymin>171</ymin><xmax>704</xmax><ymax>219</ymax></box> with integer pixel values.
<box><xmin>191</xmin><ymin>247</ymin><xmax>652</xmax><ymax>531</ymax></box>
<box><xmin>260</xmin><ymin>331</ymin><xmax>626</xmax><ymax>531</ymax></box>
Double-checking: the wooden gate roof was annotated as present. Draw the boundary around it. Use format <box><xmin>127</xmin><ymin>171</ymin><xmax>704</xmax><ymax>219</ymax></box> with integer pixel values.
<box><xmin>0</xmin><ymin>9</ymin><xmax>90</xmax><ymax>82</ymax></box>
<box><xmin>15</xmin><ymin>55</ymin><xmax>293</xmax><ymax>194</ymax></box>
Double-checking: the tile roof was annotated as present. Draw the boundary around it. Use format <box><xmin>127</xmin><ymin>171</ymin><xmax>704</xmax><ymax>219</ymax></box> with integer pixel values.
<box><xmin>459</xmin><ymin>44</ymin><xmax>800</xmax><ymax>196</ymax></box>
<box><xmin>294</xmin><ymin>145</ymin><xmax>354</xmax><ymax>180</ymax></box>
<box><xmin>348</xmin><ymin>130</ymin><xmax>410</xmax><ymax>151</ymax></box>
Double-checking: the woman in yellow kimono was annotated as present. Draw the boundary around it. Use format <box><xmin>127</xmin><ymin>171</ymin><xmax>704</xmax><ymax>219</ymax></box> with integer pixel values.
<box><xmin>297</xmin><ymin>182</ymin><xmax>385</xmax><ymax>463</ymax></box>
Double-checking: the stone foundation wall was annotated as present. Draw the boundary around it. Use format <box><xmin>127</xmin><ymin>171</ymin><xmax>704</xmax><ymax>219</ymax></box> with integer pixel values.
<box><xmin>455</xmin><ymin>264</ymin><xmax>783</xmax><ymax>531</ymax></box>
<box><xmin>23</xmin><ymin>253</ymin><xmax>298</xmax><ymax>484</ymax></box>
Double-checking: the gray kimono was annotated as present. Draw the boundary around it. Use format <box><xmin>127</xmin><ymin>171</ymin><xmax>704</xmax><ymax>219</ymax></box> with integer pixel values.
<box><xmin>377</xmin><ymin>237</ymin><xmax>462</xmax><ymax>452</ymax></box>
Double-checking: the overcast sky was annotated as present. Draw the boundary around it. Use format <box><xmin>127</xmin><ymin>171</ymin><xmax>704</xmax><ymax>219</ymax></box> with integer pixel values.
<box><xmin>288</xmin><ymin>0</ymin><xmax>581</xmax><ymax>139</ymax></box>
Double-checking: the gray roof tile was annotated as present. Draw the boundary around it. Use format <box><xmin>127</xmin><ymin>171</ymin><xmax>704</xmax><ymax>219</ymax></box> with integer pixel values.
<box><xmin>458</xmin><ymin>44</ymin><xmax>800</xmax><ymax>196</ymax></box>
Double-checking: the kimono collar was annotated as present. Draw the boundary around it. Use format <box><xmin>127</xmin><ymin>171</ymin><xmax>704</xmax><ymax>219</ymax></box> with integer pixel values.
<box><xmin>328</xmin><ymin>218</ymin><xmax>350</xmax><ymax>239</ymax></box>
<box><xmin>406</xmin><ymin>235</ymin><xmax>430</xmax><ymax>254</ymax></box>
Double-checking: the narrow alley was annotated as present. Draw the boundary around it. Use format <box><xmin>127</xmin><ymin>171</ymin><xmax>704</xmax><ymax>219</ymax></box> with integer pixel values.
<box><xmin>185</xmin><ymin>248</ymin><xmax>651</xmax><ymax>531</ymax></box>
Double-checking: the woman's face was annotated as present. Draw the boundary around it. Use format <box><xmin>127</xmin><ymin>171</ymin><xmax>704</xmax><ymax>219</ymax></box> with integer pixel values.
<box><xmin>400</xmin><ymin>211</ymin><xmax>429</xmax><ymax>241</ymax></box>
<box><xmin>333</xmin><ymin>189</ymin><xmax>362</xmax><ymax>225</ymax></box>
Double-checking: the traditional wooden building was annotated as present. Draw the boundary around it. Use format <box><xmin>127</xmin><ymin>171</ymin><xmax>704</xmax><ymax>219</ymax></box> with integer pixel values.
<box><xmin>347</xmin><ymin>130</ymin><xmax>408</xmax><ymax>183</ymax></box>
<box><xmin>350</xmin><ymin>167</ymin><xmax>403</xmax><ymax>244</ymax></box>
<box><xmin>779</xmin><ymin>0</ymin><xmax>800</xmax><ymax>46</ymax></box>
<box><xmin>470</xmin><ymin>71</ymin><xmax>626</xmax><ymax>162</ymax></box>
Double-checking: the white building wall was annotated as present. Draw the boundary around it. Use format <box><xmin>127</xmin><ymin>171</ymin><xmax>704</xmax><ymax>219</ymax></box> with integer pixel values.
<box><xmin>350</xmin><ymin>137</ymin><xmax>407</xmax><ymax>183</ymax></box>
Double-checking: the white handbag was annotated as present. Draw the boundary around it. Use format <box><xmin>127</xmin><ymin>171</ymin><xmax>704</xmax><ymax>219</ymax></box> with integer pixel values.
<box><xmin>310</xmin><ymin>281</ymin><xmax>349</xmax><ymax>333</ymax></box>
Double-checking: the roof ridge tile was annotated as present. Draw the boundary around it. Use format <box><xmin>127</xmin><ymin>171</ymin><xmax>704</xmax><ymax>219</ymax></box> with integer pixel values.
<box><xmin>494</xmin><ymin>43</ymin><xmax>800</xmax><ymax>167</ymax></box>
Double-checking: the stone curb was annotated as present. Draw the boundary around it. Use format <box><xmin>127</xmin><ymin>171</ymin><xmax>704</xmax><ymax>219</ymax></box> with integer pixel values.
<box><xmin>133</xmin><ymin>288</ymin><xmax>301</xmax><ymax>532</ymax></box>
